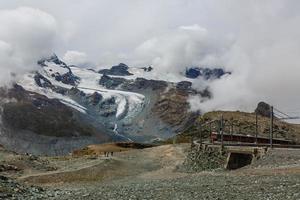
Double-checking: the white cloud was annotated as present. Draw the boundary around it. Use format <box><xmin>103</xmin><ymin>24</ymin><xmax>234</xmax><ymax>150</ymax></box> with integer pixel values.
<box><xmin>179</xmin><ymin>24</ymin><xmax>207</xmax><ymax>32</ymax></box>
<box><xmin>196</xmin><ymin>1</ymin><xmax>300</xmax><ymax>113</ymax></box>
<box><xmin>63</xmin><ymin>50</ymin><xmax>88</xmax><ymax>66</ymax></box>
<box><xmin>0</xmin><ymin>6</ymin><xmax>57</xmax><ymax>85</ymax></box>
<box><xmin>1</xmin><ymin>1</ymin><xmax>300</xmax><ymax>115</ymax></box>
<box><xmin>133</xmin><ymin>25</ymin><xmax>231</xmax><ymax>73</ymax></box>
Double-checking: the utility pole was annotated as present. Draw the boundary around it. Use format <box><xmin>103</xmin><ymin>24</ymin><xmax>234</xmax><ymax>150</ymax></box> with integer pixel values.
<box><xmin>230</xmin><ymin>120</ymin><xmax>234</xmax><ymax>141</ymax></box>
<box><xmin>270</xmin><ymin>105</ymin><xmax>274</xmax><ymax>148</ymax></box>
<box><xmin>220</xmin><ymin>115</ymin><xmax>224</xmax><ymax>151</ymax></box>
<box><xmin>199</xmin><ymin>123</ymin><xmax>202</xmax><ymax>149</ymax></box>
<box><xmin>209</xmin><ymin>123</ymin><xmax>212</xmax><ymax>143</ymax></box>
<box><xmin>190</xmin><ymin>134</ymin><xmax>194</xmax><ymax>149</ymax></box>
<box><xmin>255</xmin><ymin>112</ymin><xmax>258</xmax><ymax>143</ymax></box>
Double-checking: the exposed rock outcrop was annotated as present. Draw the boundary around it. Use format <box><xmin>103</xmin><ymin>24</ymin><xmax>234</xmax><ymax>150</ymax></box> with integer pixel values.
<box><xmin>1</xmin><ymin>85</ymin><xmax>97</xmax><ymax>137</ymax></box>
<box><xmin>255</xmin><ymin>101</ymin><xmax>271</xmax><ymax>117</ymax></box>
<box><xmin>99</xmin><ymin>75</ymin><xmax>128</xmax><ymax>89</ymax></box>
<box><xmin>98</xmin><ymin>63</ymin><xmax>133</xmax><ymax>76</ymax></box>
<box><xmin>185</xmin><ymin>67</ymin><xmax>231</xmax><ymax>80</ymax></box>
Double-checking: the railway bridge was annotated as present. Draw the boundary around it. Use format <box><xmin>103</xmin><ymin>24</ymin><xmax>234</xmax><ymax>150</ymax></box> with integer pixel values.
<box><xmin>190</xmin><ymin>105</ymin><xmax>300</xmax><ymax>169</ymax></box>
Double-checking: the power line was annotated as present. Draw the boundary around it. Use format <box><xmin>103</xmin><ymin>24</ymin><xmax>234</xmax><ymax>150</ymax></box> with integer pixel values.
<box><xmin>273</xmin><ymin>112</ymin><xmax>289</xmax><ymax>120</ymax></box>
<box><xmin>277</xmin><ymin>116</ymin><xmax>300</xmax><ymax>120</ymax></box>
<box><xmin>273</xmin><ymin>112</ymin><xmax>287</xmax><ymax>119</ymax></box>
<box><xmin>273</xmin><ymin>107</ymin><xmax>300</xmax><ymax>121</ymax></box>
<box><xmin>273</xmin><ymin>108</ymin><xmax>291</xmax><ymax>118</ymax></box>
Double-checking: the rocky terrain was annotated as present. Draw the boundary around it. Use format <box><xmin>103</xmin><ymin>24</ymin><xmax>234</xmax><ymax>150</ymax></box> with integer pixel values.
<box><xmin>0</xmin><ymin>142</ymin><xmax>299</xmax><ymax>200</ymax></box>
<box><xmin>169</xmin><ymin>109</ymin><xmax>300</xmax><ymax>144</ymax></box>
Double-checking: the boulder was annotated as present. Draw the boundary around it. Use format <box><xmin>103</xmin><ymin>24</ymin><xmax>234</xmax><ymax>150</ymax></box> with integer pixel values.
<box><xmin>255</xmin><ymin>101</ymin><xmax>271</xmax><ymax>117</ymax></box>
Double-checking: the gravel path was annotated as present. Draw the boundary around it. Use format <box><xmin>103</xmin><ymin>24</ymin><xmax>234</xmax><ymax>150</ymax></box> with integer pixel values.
<box><xmin>53</xmin><ymin>173</ymin><xmax>300</xmax><ymax>200</ymax></box>
<box><xmin>1</xmin><ymin>145</ymin><xmax>300</xmax><ymax>200</ymax></box>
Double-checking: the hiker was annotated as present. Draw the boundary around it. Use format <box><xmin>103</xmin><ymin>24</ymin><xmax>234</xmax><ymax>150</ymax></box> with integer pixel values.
<box><xmin>111</xmin><ymin>151</ymin><xmax>113</xmax><ymax>156</ymax></box>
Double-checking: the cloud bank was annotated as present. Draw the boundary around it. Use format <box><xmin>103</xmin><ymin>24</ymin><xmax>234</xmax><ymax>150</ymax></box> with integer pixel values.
<box><xmin>0</xmin><ymin>1</ymin><xmax>300</xmax><ymax>115</ymax></box>
<box><xmin>63</xmin><ymin>50</ymin><xmax>88</xmax><ymax>67</ymax></box>
<box><xmin>0</xmin><ymin>7</ymin><xmax>57</xmax><ymax>85</ymax></box>
<box><xmin>196</xmin><ymin>1</ymin><xmax>300</xmax><ymax>113</ymax></box>
<box><xmin>133</xmin><ymin>24</ymin><xmax>231</xmax><ymax>74</ymax></box>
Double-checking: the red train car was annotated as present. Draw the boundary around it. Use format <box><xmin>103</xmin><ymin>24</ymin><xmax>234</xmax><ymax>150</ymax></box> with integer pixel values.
<box><xmin>210</xmin><ymin>132</ymin><xmax>294</xmax><ymax>145</ymax></box>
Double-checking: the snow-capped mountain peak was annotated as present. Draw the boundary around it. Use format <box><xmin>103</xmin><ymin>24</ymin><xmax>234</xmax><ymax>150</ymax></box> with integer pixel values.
<box><xmin>2</xmin><ymin>54</ymin><xmax>229</xmax><ymax>155</ymax></box>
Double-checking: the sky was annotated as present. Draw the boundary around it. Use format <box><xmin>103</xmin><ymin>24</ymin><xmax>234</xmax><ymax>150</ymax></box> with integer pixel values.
<box><xmin>0</xmin><ymin>0</ymin><xmax>300</xmax><ymax>117</ymax></box>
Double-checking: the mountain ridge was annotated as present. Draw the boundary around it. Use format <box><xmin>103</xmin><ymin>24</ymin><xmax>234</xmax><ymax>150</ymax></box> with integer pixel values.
<box><xmin>0</xmin><ymin>54</ymin><xmax>228</xmax><ymax>155</ymax></box>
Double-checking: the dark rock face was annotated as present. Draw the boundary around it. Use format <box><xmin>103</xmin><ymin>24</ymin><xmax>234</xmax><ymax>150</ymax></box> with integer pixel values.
<box><xmin>51</xmin><ymin>71</ymin><xmax>78</xmax><ymax>86</ymax></box>
<box><xmin>68</xmin><ymin>87</ymin><xmax>86</xmax><ymax>96</ymax></box>
<box><xmin>185</xmin><ymin>67</ymin><xmax>231</xmax><ymax>80</ymax></box>
<box><xmin>98</xmin><ymin>63</ymin><xmax>133</xmax><ymax>76</ymax></box>
<box><xmin>34</xmin><ymin>73</ymin><xmax>53</xmax><ymax>88</ymax></box>
<box><xmin>60</xmin><ymin>71</ymin><xmax>79</xmax><ymax>86</ymax></box>
<box><xmin>1</xmin><ymin>85</ymin><xmax>98</xmax><ymax>137</ymax></box>
<box><xmin>34</xmin><ymin>73</ymin><xmax>72</xmax><ymax>95</ymax></box>
<box><xmin>99</xmin><ymin>75</ymin><xmax>168</xmax><ymax>91</ymax></box>
<box><xmin>153</xmin><ymin>88</ymin><xmax>193</xmax><ymax>129</ymax></box>
<box><xmin>176</xmin><ymin>81</ymin><xmax>192</xmax><ymax>91</ymax></box>
<box><xmin>38</xmin><ymin>54</ymin><xmax>79</xmax><ymax>86</ymax></box>
<box><xmin>255</xmin><ymin>101</ymin><xmax>271</xmax><ymax>117</ymax></box>
<box><xmin>88</xmin><ymin>92</ymin><xmax>102</xmax><ymax>105</ymax></box>
<box><xmin>185</xmin><ymin>68</ymin><xmax>201</xmax><ymax>78</ymax></box>
<box><xmin>99</xmin><ymin>75</ymin><xmax>128</xmax><ymax>89</ymax></box>
<box><xmin>125</xmin><ymin>78</ymin><xmax>168</xmax><ymax>91</ymax></box>
<box><xmin>99</xmin><ymin>97</ymin><xmax>117</xmax><ymax>117</ymax></box>
<box><xmin>52</xmin><ymin>87</ymin><xmax>68</xmax><ymax>95</ymax></box>
<box><xmin>38</xmin><ymin>54</ymin><xmax>67</xmax><ymax>67</ymax></box>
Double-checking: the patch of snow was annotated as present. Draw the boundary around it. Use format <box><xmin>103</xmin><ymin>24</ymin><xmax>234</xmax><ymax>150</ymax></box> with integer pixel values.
<box><xmin>107</xmin><ymin>67</ymin><xmax>192</xmax><ymax>83</ymax></box>
<box><xmin>38</xmin><ymin>69</ymin><xmax>73</xmax><ymax>89</ymax></box>
<box><xmin>115</xmin><ymin>95</ymin><xmax>127</xmax><ymax>118</ymax></box>
<box><xmin>18</xmin><ymin>65</ymin><xmax>145</xmax><ymax>118</ymax></box>
<box><xmin>18</xmin><ymin>73</ymin><xmax>87</xmax><ymax>114</ymax></box>
<box><xmin>44</xmin><ymin>61</ymin><xmax>69</xmax><ymax>75</ymax></box>
<box><xmin>71</xmin><ymin>67</ymin><xmax>145</xmax><ymax>118</ymax></box>
<box><xmin>113</xmin><ymin>123</ymin><xmax>133</xmax><ymax>142</ymax></box>
<box><xmin>59</xmin><ymin>99</ymin><xmax>87</xmax><ymax>114</ymax></box>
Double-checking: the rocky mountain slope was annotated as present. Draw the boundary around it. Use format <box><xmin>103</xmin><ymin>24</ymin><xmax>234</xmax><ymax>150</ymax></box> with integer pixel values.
<box><xmin>1</xmin><ymin>143</ymin><xmax>299</xmax><ymax>200</ymax></box>
<box><xmin>0</xmin><ymin>54</ymin><xmax>228</xmax><ymax>155</ymax></box>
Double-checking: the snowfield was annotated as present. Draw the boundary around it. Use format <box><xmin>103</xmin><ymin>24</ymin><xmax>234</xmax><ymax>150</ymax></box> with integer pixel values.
<box><xmin>18</xmin><ymin>73</ymin><xmax>87</xmax><ymax>114</ymax></box>
<box><xmin>71</xmin><ymin>67</ymin><xmax>145</xmax><ymax>119</ymax></box>
<box><xmin>17</xmin><ymin>63</ymin><xmax>145</xmax><ymax>119</ymax></box>
<box><xmin>44</xmin><ymin>61</ymin><xmax>69</xmax><ymax>75</ymax></box>
<box><xmin>106</xmin><ymin>67</ymin><xmax>192</xmax><ymax>83</ymax></box>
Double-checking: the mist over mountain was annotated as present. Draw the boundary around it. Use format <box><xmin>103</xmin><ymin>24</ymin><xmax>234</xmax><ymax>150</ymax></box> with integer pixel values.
<box><xmin>1</xmin><ymin>1</ymin><xmax>300</xmax><ymax>115</ymax></box>
<box><xmin>0</xmin><ymin>53</ymin><xmax>228</xmax><ymax>155</ymax></box>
